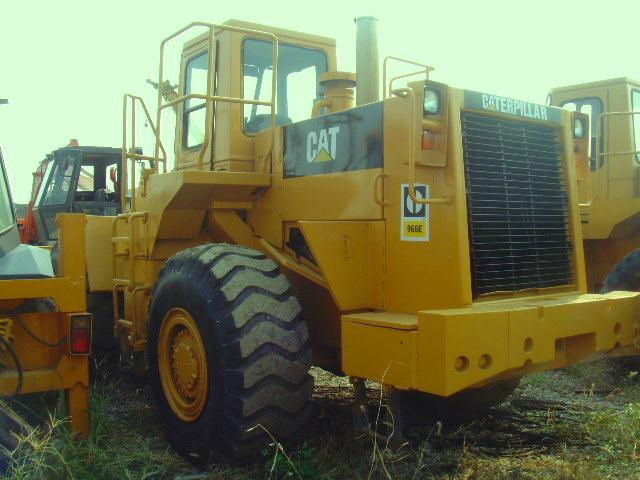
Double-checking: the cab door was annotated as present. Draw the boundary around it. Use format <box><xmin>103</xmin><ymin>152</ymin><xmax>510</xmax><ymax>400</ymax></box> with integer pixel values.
<box><xmin>0</xmin><ymin>147</ymin><xmax>20</xmax><ymax>255</ymax></box>
<box><xmin>551</xmin><ymin>86</ymin><xmax>610</xmax><ymax>199</ymax></box>
<box><xmin>33</xmin><ymin>151</ymin><xmax>79</xmax><ymax>242</ymax></box>
<box><xmin>175</xmin><ymin>39</ymin><xmax>216</xmax><ymax>171</ymax></box>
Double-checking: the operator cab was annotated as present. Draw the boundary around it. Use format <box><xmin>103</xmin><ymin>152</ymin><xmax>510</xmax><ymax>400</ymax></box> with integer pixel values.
<box><xmin>551</xmin><ymin>77</ymin><xmax>640</xmax><ymax>171</ymax></box>
<box><xmin>174</xmin><ymin>19</ymin><xmax>336</xmax><ymax>172</ymax></box>
<box><xmin>33</xmin><ymin>146</ymin><xmax>123</xmax><ymax>242</ymax></box>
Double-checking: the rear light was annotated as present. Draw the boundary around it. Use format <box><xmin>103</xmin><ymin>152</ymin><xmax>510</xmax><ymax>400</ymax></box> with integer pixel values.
<box><xmin>69</xmin><ymin>314</ymin><xmax>92</xmax><ymax>355</ymax></box>
<box><xmin>421</xmin><ymin>130</ymin><xmax>435</xmax><ymax>150</ymax></box>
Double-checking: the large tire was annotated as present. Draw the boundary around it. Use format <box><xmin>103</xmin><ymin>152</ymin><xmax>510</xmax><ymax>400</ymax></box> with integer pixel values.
<box><xmin>87</xmin><ymin>293</ymin><xmax>119</xmax><ymax>365</ymax></box>
<box><xmin>602</xmin><ymin>249</ymin><xmax>640</xmax><ymax>293</ymax></box>
<box><xmin>601</xmin><ymin>249</ymin><xmax>640</xmax><ymax>370</ymax></box>
<box><xmin>148</xmin><ymin>244</ymin><xmax>313</xmax><ymax>464</ymax></box>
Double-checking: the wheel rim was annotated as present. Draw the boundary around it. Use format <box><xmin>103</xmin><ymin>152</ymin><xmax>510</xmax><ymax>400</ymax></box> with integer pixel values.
<box><xmin>158</xmin><ymin>308</ymin><xmax>208</xmax><ymax>422</ymax></box>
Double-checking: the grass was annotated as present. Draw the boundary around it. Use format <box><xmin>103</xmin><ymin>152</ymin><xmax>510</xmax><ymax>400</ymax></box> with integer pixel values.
<box><xmin>5</xmin><ymin>381</ymin><xmax>194</xmax><ymax>480</ymax></box>
<box><xmin>3</xmin><ymin>362</ymin><xmax>640</xmax><ymax>479</ymax></box>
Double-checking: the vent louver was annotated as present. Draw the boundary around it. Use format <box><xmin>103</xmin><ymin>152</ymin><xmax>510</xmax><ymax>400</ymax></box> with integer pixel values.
<box><xmin>461</xmin><ymin>112</ymin><xmax>573</xmax><ymax>297</ymax></box>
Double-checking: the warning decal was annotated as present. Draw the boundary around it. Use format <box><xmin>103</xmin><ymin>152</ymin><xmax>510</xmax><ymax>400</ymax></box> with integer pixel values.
<box><xmin>401</xmin><ymin>184</ymin><xmax>429</xmax><ymax>242</ymax></box>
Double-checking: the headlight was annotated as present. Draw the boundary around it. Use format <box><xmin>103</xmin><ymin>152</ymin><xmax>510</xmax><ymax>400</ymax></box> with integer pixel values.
<box><xmin>574</xmin><ymin>118</ymin><xmax>586</xmax><ymax>138</ymax></box>
<box><xmin>423</xmin><ymin>88</ymin><xmax>440</xmax><ymax>115</ymax></box>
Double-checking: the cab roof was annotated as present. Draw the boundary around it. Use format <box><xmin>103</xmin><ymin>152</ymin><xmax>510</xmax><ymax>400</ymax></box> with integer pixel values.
<box><xmin>550</xmin><ymin>77</ymin><xmax>640</xmax><ymax>93</ymax></box>
<box><xmin>183</xmin><ymin>19</ymin><xmax>336</xmax><ymax>51</ymax></box>
<box><xmin>53</xmin><ymin>146</ymin><xmax>121</xmax><ymax>156</ymax></box>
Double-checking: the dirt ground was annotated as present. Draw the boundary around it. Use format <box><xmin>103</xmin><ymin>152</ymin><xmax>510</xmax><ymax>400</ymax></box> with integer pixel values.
<box><xmin>6</xmin><ymin>361</ymin><xmax>640</xmax><ymax>479</ymax></box>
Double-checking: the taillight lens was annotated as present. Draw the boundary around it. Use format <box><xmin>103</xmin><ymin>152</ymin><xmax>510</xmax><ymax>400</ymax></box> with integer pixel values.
<box><xmin>70</xmin><ymin>314</ymin><xmax>92</xmax><ymax>355</ymax></box>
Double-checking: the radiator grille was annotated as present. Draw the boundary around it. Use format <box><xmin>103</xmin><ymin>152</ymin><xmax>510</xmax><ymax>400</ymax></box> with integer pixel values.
<box><xmin>461</xmin><ymin>112</ymin><xmax>573</xmax><ymax>297</ymax></box>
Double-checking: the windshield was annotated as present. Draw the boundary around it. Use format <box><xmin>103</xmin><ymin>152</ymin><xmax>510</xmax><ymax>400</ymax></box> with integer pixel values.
<box><xmin>633</xmin><ymin>90</ymin><xmax>640</xmax><ymax>163</ymax></box>
<box><xmin>38</xmin><ymin>154</ymin><xmax>77</xmax><ymax>206</ymax></box>
<box><xmin>242</xmin><ymin>39</ymin><xmax>328</xmax><ymax>133</ymax></box>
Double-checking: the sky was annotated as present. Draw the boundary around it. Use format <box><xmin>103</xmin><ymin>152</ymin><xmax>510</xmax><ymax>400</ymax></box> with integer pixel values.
<box><xmin>1</xmin><ymin>0</ymin><xmax>638</xmax><ymax>202</ymax></box>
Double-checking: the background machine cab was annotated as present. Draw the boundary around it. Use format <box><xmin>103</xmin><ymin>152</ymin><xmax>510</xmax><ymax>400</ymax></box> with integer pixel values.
<box><xmin>31</xmin><ymin>145</ymin><xmax>123</xmax><ymax>242</ymax></box>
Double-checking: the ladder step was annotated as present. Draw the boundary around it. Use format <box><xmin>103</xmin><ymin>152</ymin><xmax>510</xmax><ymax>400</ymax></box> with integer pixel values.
<box><xmin>117</xmin><ymin>319</ymin><xmax>132</xmax><ymax>329</ymax></box>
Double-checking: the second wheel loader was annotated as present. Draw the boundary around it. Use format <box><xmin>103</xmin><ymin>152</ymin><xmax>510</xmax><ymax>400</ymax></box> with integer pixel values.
<box><xmin>550</xmin><ymin>78</ymin><xmax>640</xmax><ymax>294</ymax></box>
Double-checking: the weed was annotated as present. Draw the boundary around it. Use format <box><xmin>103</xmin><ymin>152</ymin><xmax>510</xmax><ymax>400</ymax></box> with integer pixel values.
<box><xmin>586</xmin><ymin>402</ymin><xmax>640</xmax><ymax>474</ymax></box>
<box><xmin>263</xmin><ymin>442</ymin><xmax>323</xmax><ymax>480</ymax></box>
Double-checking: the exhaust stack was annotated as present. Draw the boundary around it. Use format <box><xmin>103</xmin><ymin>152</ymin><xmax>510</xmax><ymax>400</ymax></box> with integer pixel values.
<box><xmin>354</xmin><ymin>16</ymin><xmax>380</xmax><ymax>106</ymax></box>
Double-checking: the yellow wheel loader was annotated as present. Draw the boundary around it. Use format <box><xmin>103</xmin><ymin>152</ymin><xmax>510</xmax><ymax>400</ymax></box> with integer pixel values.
<box><xmin>83</xmin><ymin>18</ymin><xmax>640</xmax><ymax>463</ymax></box>
<box><xmin>0</xmin><ymin>147</ymin><xmax>92</xmax><ymax>452</ymax></box>
<box><xmin>550</xmin><ymin>78</ymin><xmax>640</xmax><ymax>294</ymax></box>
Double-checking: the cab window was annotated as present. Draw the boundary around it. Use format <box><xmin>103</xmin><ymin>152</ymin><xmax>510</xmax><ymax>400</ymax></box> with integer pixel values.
<box><xmin>40</xmin><ymin>155</ymin><xmax>76</xmax><ymax>206</ymax></box>
<box><xmin>561</xmin><ymin>97</ymin><xmax>603</xmax><ymax>169</ymax></box>
<box><xmin>632</xmin><ymin>90</ymin><xmax>640</xmax><ymax>163</ymax></box>
<box><xmin>242</xmin><ymin>39</ymin><xmax>328</xmax><ymax>134</ymax></box>
<box><xmin>183</xmin><ymin>52</ymin><xmax>209</xmax><ymax>149</ymax></box>
<box><xmin>0</xmin><ymin>161</ymin><xmax>14</xmax><ymax>234</ymax></box>
<box><xmin>78</xmin><ymin>165</ymin><xmax>94</xmax><ymax>193</ymax></box>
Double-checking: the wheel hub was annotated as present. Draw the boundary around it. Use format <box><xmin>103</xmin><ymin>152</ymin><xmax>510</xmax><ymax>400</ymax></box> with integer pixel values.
<box><xmin>158</xmin><ymin>308</ymin><xmax>208</xmax><ymax>422</ymax></box>
<box><xmin>171</xmin><ymin>329</ymin><xmax>200</xmax><ymax>400</ymax></box>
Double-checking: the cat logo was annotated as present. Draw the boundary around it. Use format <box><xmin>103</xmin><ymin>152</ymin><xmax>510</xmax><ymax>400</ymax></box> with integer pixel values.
<box><xmin>306</xmin><ymin>126</ymin><xmax>340</xmax><ymax>163</ymax></box>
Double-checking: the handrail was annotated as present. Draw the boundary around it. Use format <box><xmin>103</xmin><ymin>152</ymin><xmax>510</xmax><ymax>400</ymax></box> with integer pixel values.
<box><xmin>597</xmin><ymin>110</ymin><xmax>640</xmax><ymax>158</ymax></box>
<box><xmin>383</xmin><ymin>56</ymin><xmax>435</xmax><ymax>99</ymax></box>
<box><xmin>122</xmin><ymin>94</ymin><xmax>168</xmax><ymax>211</ymax></box>
<box><xmin>159</xmin><ymin>93</ymin><xmax>272</xmax><ymax>111</ymax></box>
<box><xmin>373</xmin><ymin>173</ymin><xmax>388</xmax><ymax>207</ymax></box>
<box><xmin>392</xmin><ymin>87</ymin><xmax>451</xmax><ymax>206</ymax></box>
<box><xmin>155</xmin><ymin>22</ymin><xmax>278</xmax><ymax>171</ymax></box>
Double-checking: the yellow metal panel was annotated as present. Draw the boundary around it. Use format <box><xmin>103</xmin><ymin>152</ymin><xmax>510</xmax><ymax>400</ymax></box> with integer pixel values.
<box><xmin>382</xmin><ymin>90</ymin><xmax>472</xmax><ymax>312</ymax></box>
<box><xmin>299</xmin><ymin>221</ymin><xmax>384</xmax><ymax>310</ymax></box>
<box><xmin>207</xmin><ymin>210</ymin><xmax>261</xmax><ymax>250</ymax></box>
<box><xmin>223</xmin><ymin>19</ymin><xmax>336</xmax><ymax>49</ymax></box>
<box><xmin>86</xmin><ymin>215</ymin><xmax>115</xmax><ymax>292</ymax></box>
<box><xmin>416</xmin><ymin>291</ymin><xmax>640</xmax><ymax>396</ymax></box>
<box><xmin>0</xmin><ymin>214</ymin><xmax>87</xmax><ymax>312</ymax></box>
<box><xmin>369</xmin><ymin>220</ymin><xmax>385</xmax><ymax>309</ymax></box>
<box><xmin>157</xmin><ymin>210</ymin><xmax>205</xmax><ymax>239</ymax></box>
<box><xmin>342</xmin><ymin>316</ymin><xmax>417</xmax><ymax>389</ymax></box>
<box><xmin>134</xmin><ymin>170</ymin><xmax>270</xmax><ymax>252</ymax></box>
<box><xmin>0</xmin><ymin>278</ymin><xmax>81</xmax><ymax>312</ymax></box>
<box><xmin>507</xmin><ymin>308</ymin><xmax>556</xmax><ymax>367</ymax></box>
<box><xmin>419</xmin><ymin>309</ymin><xmax>510</xmax><ymax>395</ymax></box>
<box><xmin>558</xmin><ymin>108</ymin><xmax>588</xmax><ymax>293</ymax></box>
<box><xmin>57</xmin><ymin>215</ymin><xmax>87</xmax><ymax>311</ymax></box>
<box><xmin>342</xmin><ymin>311</ymin><xmax>417</xmax><ymax>330</ymax></box>
<box><xmin>0</xmin><ymin>355</ymin><xmax>89</xmax><ymax>394</ymax></box>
